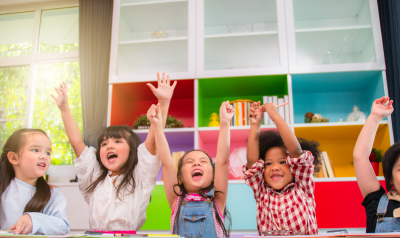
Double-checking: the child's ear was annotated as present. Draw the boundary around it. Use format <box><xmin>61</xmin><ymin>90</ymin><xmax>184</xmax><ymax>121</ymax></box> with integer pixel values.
<box><xmin>7</xmin><ymin>151</ymin><xmax>19</xmax><ymax>165</ymax></box>
<box><xmin>178</xmin><ymin>176</ymin><xmax>183</xmax><ymax>185</ymax></box>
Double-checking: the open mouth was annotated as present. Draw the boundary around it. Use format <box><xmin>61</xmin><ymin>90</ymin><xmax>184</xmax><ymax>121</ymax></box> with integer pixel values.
<box><xmin>271</xmin><ymin>174</ymin><xmax>283</xmax><ymax>181</ymax></box>
<box><xmin>107</xmin><ymin>152</ymin><xmax>118</xmax><ymax>162</ymax></box>
<box><xmin>192</xmin><ymin>169</ymin><xmax>203</xmax><ymax>180</ymax></box>
<box><xmin>37</xmin><ymin>162</ymin><xmax>46</xmax><ymax>168</ymax></box>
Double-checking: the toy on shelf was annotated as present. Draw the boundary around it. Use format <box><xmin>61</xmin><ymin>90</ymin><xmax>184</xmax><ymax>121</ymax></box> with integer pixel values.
<box><xmin>150</xmin><ymin>26</ymin><xmax>169</xmax><ymax>39</ymax></box>
<box><xmin>346</xmin><ymin>105</ymin><xmax>367</xmax><ymax>123</ymax></box>
<box><xmin>132</xmin><ymin>115</ymin><xmax>184</xmax><ymax>129</ymax></box>
<box><xmin>208</xmin><ymin>113</ymin><xmax>220</xmax><ymax>127</ymax></box>
<box><xmin>304</xmin><ymin>112</ymin><xmax>329</xmax><ymax>123</ymax></box>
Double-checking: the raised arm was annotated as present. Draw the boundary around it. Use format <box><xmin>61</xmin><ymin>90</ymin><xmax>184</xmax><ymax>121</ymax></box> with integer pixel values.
<box><xmin>51</xmin><ymin>82</ymin><xmax>85</xmax><ymax>158</ymax></box>
<box><xmin>147</xmin><ymin>103</ymin><xmax>178</xmax><ymax>209</ymax></box>
<box><xmin>247</xmin><ymin>101</ymin><xmax>263</xmax><ymax>168</ymax></box>
<box><xmin>144</xmin><ymin>72</ymin><xmax>177</xmax><ymax>155</ymax></box>
<box><xmin>354</xmin><ymin>97</ymin><xmax>393</xmax><ymax>198</ymax></box>
<box><xmin>214</xmin><ymin>101</ymin><xmax>234</xmax><ymax>211</ymax></box>
<box><xmin>264</xmin><ymin>102</ymin><xmax>302</xmax><ymax>158</ymax></box>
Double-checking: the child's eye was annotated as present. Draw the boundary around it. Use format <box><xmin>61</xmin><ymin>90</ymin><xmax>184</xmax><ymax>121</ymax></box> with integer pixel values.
<box><xmin>265</xmin><ymin>163</ymin><xmax>272</xmax><ymax>166</ymax></box>
<box><xmin>280</xmin><ymin>161</ymin><xmax>286</xmax><ymax>164</ymax></box>
<box><xmin>32</xmin><ymin>149</ymin><xmax>38</xmax><ymax>152</ymax></box>
<box><xmin>115</xmin><ymin>140</ymin><xmax>121</xmax><ymax>143</ymax></box>
<box><xmin>46</xmin><ymin>152</ymin><xmax>51</xmax><ymax>156</ymax></box>
<box><xmin>101</xmin><ymin>143</ymin><xmax>107</xmax><ymax>147</ymax></box>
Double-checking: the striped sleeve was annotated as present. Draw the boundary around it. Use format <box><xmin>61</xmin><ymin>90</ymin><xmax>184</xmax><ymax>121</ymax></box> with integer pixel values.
<box><xmin>26</xmin><ymin>188</ymin><xmax>69</xmax><ymax>235</ymax></box>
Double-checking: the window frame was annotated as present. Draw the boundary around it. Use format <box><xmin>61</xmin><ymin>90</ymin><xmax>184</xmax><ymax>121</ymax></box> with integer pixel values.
<box><xmin>0</xmin><ymin>0</ymin><xmax>79</xmax><ymax>129</ymax></box>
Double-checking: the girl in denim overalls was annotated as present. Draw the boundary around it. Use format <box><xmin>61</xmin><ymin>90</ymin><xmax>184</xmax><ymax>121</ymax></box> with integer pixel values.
<box><xmin>354</xmin><ymin>96</ymin><xmax>400</xmax><ymax>233</ymax></box>
<box><xmin>148</xmin><ymin>101</ymin><xmax>234</xmax><ymax>238</ymax></box>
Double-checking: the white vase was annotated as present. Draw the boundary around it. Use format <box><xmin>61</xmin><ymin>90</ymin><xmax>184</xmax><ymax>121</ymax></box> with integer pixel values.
<box><xmin>46</xmin><ymin>165</ymin><xmax>76</xmax><ymax>183</ymax></box>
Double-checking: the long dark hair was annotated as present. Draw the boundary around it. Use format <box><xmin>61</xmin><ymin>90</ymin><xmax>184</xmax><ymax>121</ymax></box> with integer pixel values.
<box><xmin>173</xmin><ymin>150</ymin><xmax>231</xmax><ymax>238</ymax></box>
<box><xmin>258</xmin><ymin>130</ymin><xmax>322</xmax><ymax>174</ymax></box>
<box><xmin>0</xmin><ymin>129</ymin><xmax>51</xmax><ymax>213</ymax></box>
<box><xmin>85</xmin><ymin>125</ymin><xmax>142</xmax><ymax>201</ymax></box>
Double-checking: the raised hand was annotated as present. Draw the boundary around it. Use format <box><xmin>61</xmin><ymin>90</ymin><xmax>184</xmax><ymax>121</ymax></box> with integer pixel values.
<box><xmin>51</xmin><ymin>82</ymin><xmax>68</xmax><ymax>110</ymax></box>
<box><xmin>262</xmin><ymin>102</ymin><xmax>281</xmax><ymax>122</ymax></box>
<box><xmin>249</xmin><ymin>101</ymin><xmax>263</xmax><ymax>126</ymax></box>
<box><xmin>147</xmin><ymin>103</ymin><xmax>162</xmax><ymax>128</ymax></box>
<box><xmin>147</xmin><ymin>72</ymin><xmax>177</xmax><ymax>102</ymax></box>
<box><xmin>371</xmin><ymin>96</ymin><xmax>393</xmax><ymax>120</ymax></box>
<box><xmin>219</xmin><ymin>101</ymin><xmax>235</xmax><ymax>124</ymax></box>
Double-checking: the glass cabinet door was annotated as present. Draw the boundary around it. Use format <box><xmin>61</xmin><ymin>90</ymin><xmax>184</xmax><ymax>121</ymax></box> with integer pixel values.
<box><xmin>197</xmin><ymin>0</ymin><xmax>288</xmax><ymax>78</ymax></box>
<box><xmin>286</xmin><ymin>0</ymin><xmax>385</xmax><ymax>73</ymax></box>
<box><xmin>111</xmin><ymin>0</ymin><xmax>194</xmax><ymax>82</ymax></box>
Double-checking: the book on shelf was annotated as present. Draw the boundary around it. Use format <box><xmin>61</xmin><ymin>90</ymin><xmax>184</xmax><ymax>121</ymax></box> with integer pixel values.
<box><xmin>230</xmin><ymin>100</ymin><xmax>253</xmax><ymax>127</ymax></box>
<box><xmin>321</xmin><ymin>158</ymin><xmax>328</xmax><ymax>178</ymax></box>
<box><xmin>262</xmin><ymin>95</ymin><xmax>290</xmax><ymax>125</ymax></box>
<box><xmin>284</xmin><ymin>95</ymin><xmax>290</xmax><ymax>124</ymax></box>
<box><xmin>277</xmin><ymin>98</ymin><xmax>285</xmax><ymax>121</ymax></box>
<box><xmin>322</xmin><ymin>151</ymin><xmax>335</xmax><ymax>178</ymax></box>
<box><xmin>263</xmin><ymin>96</ymin><xmax>270</xmax><ymax>125</ymax></box>
<box><xmin>161</xmin><ymin>151</ymin><xmax>185</xmax><ymax>181</ymax></box>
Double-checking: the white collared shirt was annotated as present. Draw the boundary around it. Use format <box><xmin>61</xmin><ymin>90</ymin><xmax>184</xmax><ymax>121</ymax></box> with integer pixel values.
<box><xmin>74</xmin><ymin>143</ymin><xmax>160</xmax><ymax>231</ymax></box>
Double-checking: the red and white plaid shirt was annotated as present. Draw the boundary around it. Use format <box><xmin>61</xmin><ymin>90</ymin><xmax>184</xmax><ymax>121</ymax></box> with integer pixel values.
<box><xmin>242</xmin><ymin>151</ymin><xmax>318</xmax><ymax>235</ymax></box>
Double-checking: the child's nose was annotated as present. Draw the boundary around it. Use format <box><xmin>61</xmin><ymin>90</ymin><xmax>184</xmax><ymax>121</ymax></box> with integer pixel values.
<box><xmin>193</xmin><ymin>162</ymin><xmax>200</xmax><ymax>167</ymax></box>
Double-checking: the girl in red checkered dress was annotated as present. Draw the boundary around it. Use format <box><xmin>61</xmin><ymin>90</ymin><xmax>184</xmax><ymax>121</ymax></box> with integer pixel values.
<box><xmin>243</xmin><ymin>101</ymin><xmax>322</xmax><ymax>235</ymax></box>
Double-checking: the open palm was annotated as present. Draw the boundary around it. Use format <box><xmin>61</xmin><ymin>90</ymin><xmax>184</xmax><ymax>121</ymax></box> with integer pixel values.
<box><xmin>51</xmin><ymin>82</ymin><xmax>69</xmax><ymax>109</ymax></box>
<box><xmin>147</xmin><ymin>72</ymin><xmax>177</xmax><ymax>101</ymax></box>
<box><xmin>371</xmin><ymin>96</ymin><xmax>393</xmax><ymax>119</ymax></box>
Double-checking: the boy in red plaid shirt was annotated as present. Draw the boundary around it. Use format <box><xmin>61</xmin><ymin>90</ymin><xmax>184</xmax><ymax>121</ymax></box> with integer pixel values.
<box><xmin>243</xmin><ymin>101</ymin><xmax>322</xmax><ymax>235</ymax></box>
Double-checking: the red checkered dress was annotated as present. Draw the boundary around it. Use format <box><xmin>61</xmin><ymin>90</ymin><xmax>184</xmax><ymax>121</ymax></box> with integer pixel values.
<box><xmin>242</xmin><ymin>151</ymin><xmax>318</xmax><ymax>235</ymax></box>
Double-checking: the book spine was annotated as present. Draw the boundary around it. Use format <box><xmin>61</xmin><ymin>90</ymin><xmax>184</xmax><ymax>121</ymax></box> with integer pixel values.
<box><xmin>263</xmin><ymin>96</ymin><xmax>269</xmax><ymax>125</ymax></box>
<box><xmin>322</xmin><ymin>151</ymin><xmax>335</xmax><ymax>178</ymax></box>
<box><xmin>235</xmin><ymin>103</ymin><xmax>239</xmax><ymax>126</ymax></box>
<box><xmin>284</xmin><ymin>95</ymin><xmax>290</xmax><ymax>124</ymax></box>
<box><xmin>231</xmin><ymin>103</ymin><xmax>234</xmax><ymax>126</ymax></box>
<box><xmin>278</xmin><ymin>98</ymin><xmax>285</xmax><ymax>121</ymax></box>
<box><xmin>268</xmin><ymin>96</ymin><xmax>273</xmax><ymax>125</ymax></box>
<box><xmin>242</xmin><ymin>102</ymin><xmax>246</xmax><ymax>126</ymax></box>
<box><xmin>238</xmin><ymin>102</ymin><xmax>243</xmax><ymax>126</ymax></box>
<box><xmin>247</xmin><ymin>102</ymin><xmax>251</xmax><ymax>125</ymax></box>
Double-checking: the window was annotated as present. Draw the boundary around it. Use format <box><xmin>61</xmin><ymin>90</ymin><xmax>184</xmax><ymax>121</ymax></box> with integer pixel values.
<box><xmin>0</xmin><ymin>3</ymin><xmax>82</xmax><ymax>165</ymax></box>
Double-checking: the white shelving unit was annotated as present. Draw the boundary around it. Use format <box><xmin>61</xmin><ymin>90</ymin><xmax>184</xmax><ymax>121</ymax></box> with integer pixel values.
<box><xmin>285</xmin><ymin>0</ymin><xmax>385</xmax><ymax>73</ymax></box>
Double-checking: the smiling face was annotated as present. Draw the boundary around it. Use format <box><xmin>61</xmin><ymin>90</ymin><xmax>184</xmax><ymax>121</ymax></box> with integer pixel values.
<box><xmin>263</xmin><ymin>146</ymin><xmax>294</xmax><ymax>191</ymax></box>
<box><xmin>99</xmin><ymin>137</ymin><xmax>130</xmax><ymax>175</ymax></box>
<box><xmin>179</xmin><ymin>151</ymin><xmax>214</xmax><ymax>194</ymax></box>
<box><xmin>8</xmin><ymin>133</ymin><xmax>52</xmax><ymax>184</ymax></box>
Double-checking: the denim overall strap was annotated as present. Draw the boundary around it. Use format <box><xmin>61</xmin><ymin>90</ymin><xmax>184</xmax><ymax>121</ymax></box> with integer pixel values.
<box><xmin>205</xmin><ymin>188</ymin><xmax>215</xmax><ymax>197</ymax></box>
<box><xmin>377</xmin><ymin>194</ymin><xmax>389</xmax><ymax>222</ymax></box>
<box><xmin>174</xmin><ymin>192</ymin><xmax>218</xmax><ymax>238</ymax></box>
<box><xmin>375</xmin><ymin>194</ymin><xmax>400</xmax><ymax>233</ymax></box>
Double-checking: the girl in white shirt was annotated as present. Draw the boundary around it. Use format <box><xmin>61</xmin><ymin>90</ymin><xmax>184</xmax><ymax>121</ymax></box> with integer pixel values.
<box><xmin>0</xmin><ymin>129</ymin><xmax>69</xmax><ymax>235</ymax></box>
<box><xmin>52</xmin><ymin>73</ymin><xmax>176</xmax><ymax>233</ymax></box>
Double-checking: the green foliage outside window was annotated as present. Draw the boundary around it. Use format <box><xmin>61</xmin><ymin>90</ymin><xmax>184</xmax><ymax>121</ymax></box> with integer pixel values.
<box><xmin>33</xmin><ymin>61</ymin><xmax>83</xmax><ymax>165</ymax></box>
<box><xmin>0</xmin><ymin>43</ymin><xmax>31</xmax><ymax>57</ymax></box>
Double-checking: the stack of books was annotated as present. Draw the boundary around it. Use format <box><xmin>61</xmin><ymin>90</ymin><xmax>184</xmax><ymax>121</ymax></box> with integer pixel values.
<box><xmin>230</xmin><ymin>99</ymin><xmax>253</xmax><ymax>126</ymax></box>
<box><xmin>262</xmin><ymin>95</ymin><xmax>290</xmax><ymax>125</ymax></box>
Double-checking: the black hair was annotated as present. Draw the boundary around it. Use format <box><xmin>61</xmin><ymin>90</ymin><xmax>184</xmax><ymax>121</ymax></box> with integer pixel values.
<box><xmin>382</xmin><ymin>141</ymin><xmax>400</xmax><ymax>191</ymax></box>
<box><xmin>172</xmin><ymin>150</ymin><xmax>231</xmax><ymax>238</ymax></box>
<box><xmin>0</xmin><ymin>129</ymin><xmax>51</xmax><ymax>213</ymax></box>
<box><xmin>85</xmin><ymin>125</ymin><xmax>142</xmax><ymax>201</ymax></box>
<box><xmin>258</xmin><ymin>130</ymin><xmax>322</xmax><ymax>174</ymax></box>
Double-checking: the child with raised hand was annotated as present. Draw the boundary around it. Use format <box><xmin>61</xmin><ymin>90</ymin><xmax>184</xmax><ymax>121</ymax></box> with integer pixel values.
<box><xmin>353</xmin><ymin>96</ymin><xmax>398</xmax><ymax>233</ymax></box>
<box><xmin>148</xmin><ymin>101</ymin><xmax>234</xmax><ymax>238</ymax></box>
<box><xmin>0</xmin><ymin>129</ymin><xmax>69</xmax><ymax>235</ymax></box>
<box><xmin>52</xmin><ymin>72</ymin><xmax>176</xmax><ymax>233</ymax></box>
<box><xmin>244</xmin><ymin>101</ymin><xmax>321</xmax><ymax>236</ymax></box>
